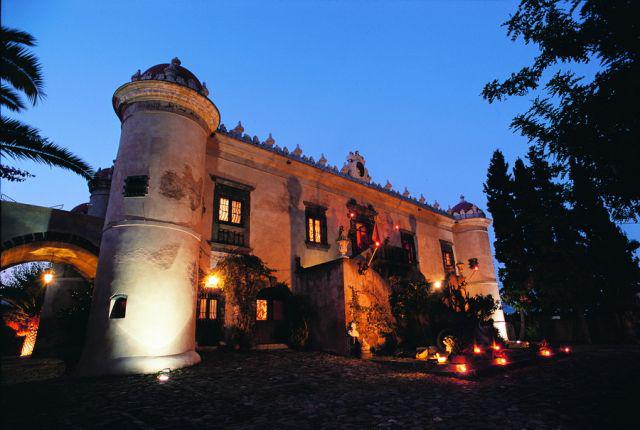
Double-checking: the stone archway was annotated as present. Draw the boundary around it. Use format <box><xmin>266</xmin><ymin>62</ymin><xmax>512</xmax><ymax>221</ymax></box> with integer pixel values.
<box><xmin>1</xmin><ymin>236</ymin><xmax>98</xmax><ymax>280</ymax></box>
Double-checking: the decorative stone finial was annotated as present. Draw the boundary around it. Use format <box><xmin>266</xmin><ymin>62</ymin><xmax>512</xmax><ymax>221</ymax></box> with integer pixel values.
<box><xmin>252</xmin><ymin>136</ymin><xmax>260</xmax><ymax>144</ymax></box>
<box><xmin>218</xmin><ymin>123</ymin><xmax>227</xmax><ymax>133</ymax></box>
<box><xmin>171</xmin><ymin>57</ymin><xmax>181</xmax><ymax>66</ymax></box>
<box><xmin>384</xmin><ymin>180</ymin><xmax>393</xmax><ymax>190</ymax></box>
<box><xmin>201</xmin><ymin>82</ymin><xmax>209</xmax><ymax>96</ymax></box>
<box><xmin>402</xmin><ymin>187</ymin><xmax>410</xmax><ymax>198</ymax></box>
<box><xmin>434</xmin><ymin>201</ymin><xmax>441</xmax><ymax>209</ymax></box>
<box><xmin>318</xmin><ymin>154</ymin><xmax>327</xmax><ymax>166</ymax></box>
<box><xmin>292</xmin><ymin>144</ymin><xmax>303</xmax><ymax>157</ymax></box>
<box><xmin>232</xmin><ymin>121</ymin><xmax>244</xmax><ymax>135</ymax></box>
<box><xmin>264</xmin><ymin>133</ymin><xmax>275</xmax><ymax>147</ymax></box>
<box><xmin>282</xmin><ymin>146</ymin><xmax>289</xmax><ymax>154</ymax></box>
<box><xmin>460</xmin><ymin>194</ymin><xmax>465</xmax><ymax>201</ymax></box>
<box><xmin>131</xmin><ymin>69</ymin><xmax>142</xmax><ymax>81</ymax></box>
<box><xmin>419</xmin><ymin>194</ymin><xmax>426</xmax><ymax>204</ymax></box>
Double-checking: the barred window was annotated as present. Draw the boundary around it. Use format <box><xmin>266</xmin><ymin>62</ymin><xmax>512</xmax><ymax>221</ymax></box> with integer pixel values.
<box><xmin>231</xmin><ymin>200</ymin><xmax>242</xmax><ymax>224</ymax></box>
<box><xmin>218</xmin><ymin>198</ymin><xmax>230</xmax><ymax>222</ymax></box>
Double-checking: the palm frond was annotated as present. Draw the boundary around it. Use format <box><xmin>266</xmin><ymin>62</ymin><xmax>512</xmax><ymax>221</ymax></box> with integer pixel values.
<box><xmin>0</xmin><ymin>44</ymin><xmax>44</xmax><ymax>105</ymax></box>
<box><xmin>0</xmin><ymin>116</ymin><xmax>94</xmax><ymax>179</ymax></box>
<box><xmin>0</xmin><ymin>83</ymin><xmax>25</xmax><ymax>111</ymax></box>
<box><xmin>0</xmin><ymin>26</ymin><xmax>36</xmax><ymax>47</ymax></box>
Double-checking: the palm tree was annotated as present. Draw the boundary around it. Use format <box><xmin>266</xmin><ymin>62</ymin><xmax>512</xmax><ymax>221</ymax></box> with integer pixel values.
<box><xmin>1</xmin><ymin>263</ymin><xmax>48</xmax><ymax>356</ymax></box>
<box><xmin>1</xmin><ymin>26</ymin><xmax>93</xmax><ymax>181</ymax></box>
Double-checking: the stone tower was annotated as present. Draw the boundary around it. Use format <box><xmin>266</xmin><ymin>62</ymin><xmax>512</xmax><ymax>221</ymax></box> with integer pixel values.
<box><xmin>78</xmin><ymin>58</ymin><xmax>219</xmax><ymax>375</ymax></box>
<box><xmin>449</xmin><ymin>196</ymin><xmax>508</xmax><ymax>340</ymax></box>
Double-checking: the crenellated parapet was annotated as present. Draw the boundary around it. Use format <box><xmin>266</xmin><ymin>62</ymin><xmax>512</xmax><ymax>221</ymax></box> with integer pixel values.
<box><xmin>215</xmin><ymin>122</ymin><xmax>453</xmax><ymax>218</ymax></box>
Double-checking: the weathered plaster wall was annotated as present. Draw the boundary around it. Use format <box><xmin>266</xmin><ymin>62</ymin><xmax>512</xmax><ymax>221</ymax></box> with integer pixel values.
<box><xmin>204</xmin><ymin>133</ymin><xmax>458</xmax><ymax>289</ymax></box>
<box><xmin>453</xmin><ymin>218</ymin><xmax>508</xmax><ymax>338</ymax></box>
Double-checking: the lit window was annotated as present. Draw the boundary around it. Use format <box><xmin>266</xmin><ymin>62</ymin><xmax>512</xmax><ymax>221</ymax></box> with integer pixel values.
<box><xmin>356</xmin><ymin>223</ymin><xmax>370</xmax><ymax>250</ymax></box>
<box><xmin>440</xmin><ymin>241</ymin><xmax>456</xmax><ymax>274</ymax></box>
<box><xmin>256</xmin><ymin>299</ymin><xmax>268</xmax><ymax>321</ymax></box>
<box><xmin>231</xmin><ymin>200</ymin><xmax>242</xmax><ymax>224</ymax></box>
<box><xmin>198</xmin><ymin>298</ymin><xmax>207</xmax><ymax>319</ymax></box>
<box><xmin>218</xmin><ymin>198</ymin><xmax>229</xmax><ymax>222</ymax></box>
<box><xmin>305</xmin><ymin>203</ymin><xmax>327</xmax><ymax>246</ymax></box>
<box><xmin>208</xmin><ymin>299</ymin><xmax>217</xmax><ymax>320</ymax></box>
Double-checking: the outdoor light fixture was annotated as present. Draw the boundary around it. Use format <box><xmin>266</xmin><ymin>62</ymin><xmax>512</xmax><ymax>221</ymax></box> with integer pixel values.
<box><xmin>394</xmin><ymin>224</ymin><xmax>400</xmax><ymax>231</ymax></box>
<box><xmin>561</xmin><ymin>346</ymin><xmax>571</xmax><ymax>354</ymax></box>
<box><xmin>42</xmin><ymin>269</ymin><xmax>55</xmax><ymax>284</ymax></box>
<box><xmin>433</xmin><ymin>281</ymin><xmax>442</xmax><ymax>290</ymax></box>
<box><xmin>349</xmin><ymin>212</ymin><xmax>355</xmax><ymax>218</ymax></box>
<box><xmin>539</xmin><ymin>348</ymin><xmax>552</xmax><ymax>357</ymax></box>
<box><xmin>473</xmin><ymin>345</ymin><xmax>482</xmax><ymax>354</ymax></box>
<box><xmin>157</xmin><ymin>368</ymin><xmax>171</xmax><ymax>382</ymax></box>
<box><xmin>436</xmin><ymin>353</ymin><xmax>447</xmax><ymax>364</ymax></box>
<box><xmin>206</xmin><ymin>273</ymin><xmax>221</xmax><ymax>289</ymax></box>
<box><xmin>495</xmin><ymin>357</ymin><xmax>508</xmax><ymax>366</ymax></box>
<box><xmin>491</xmin><ymin>342</ymin><xmax>501</xmax><ymax>351</ymax></box>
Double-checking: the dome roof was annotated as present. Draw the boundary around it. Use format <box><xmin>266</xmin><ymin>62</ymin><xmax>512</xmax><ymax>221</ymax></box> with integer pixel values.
<box><xmin>71</xmin><ymin>203</ymin><xmax>90</xmax><ymax>214</ymax></box>
<box><xmin>131</xmin><ymin>57</ymin><xmax>209</xmax><ymax>96</ymax></box>
<box><xmin>448</xmin><ymin>195</ymin><xmax>486</xmax><ymax>219</ymax></box>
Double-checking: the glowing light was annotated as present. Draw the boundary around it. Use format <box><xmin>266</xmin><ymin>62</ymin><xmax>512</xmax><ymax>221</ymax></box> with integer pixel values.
<box><xmin>433</xmin><ymin>281</ymin><xmax>442</xmax><ymax>290</ymax></box>
<box><xmin>495</xmin><ymin>357</ymin><xmax>508</xmax><ymax>366</ymax></box>
<box><xmin>157</xmin><ymin>368</ymin><xmax>171</xmax><ymax>382</ymax></box>
<box><xmin>473</xmin><ymin>345</ymin><xmax>482</xmax><ymax>354</ymax></box>
<box><xmin>561</xmin><ymin>346</ymin><xmax>571</xmax><ymax>353</ymax></box>
<box><xmin>436</xmin><ymin>353</ymin><xmax>447</xmax><ymax>364</ymax></box>
<box><xmin>374</xmin><ymin>241</ymin><xmax>381</xmax><ymax>248</ymax></box>
<box><xmin>206</xmin><ymin>273</ymin><xmax>221</xmax><ymax>288</ymax></box>
<box><xmin>394</xmin><ymin>225</ymin><xmax>400</xmax><ymax>230</ymax></box>
<box><xmin>349</xmin><ymin>212</ymin><xmax>355</xmax><ymax>218</ymax></box>
<box><xmin>539</xmin><ymin>348</ymin><xmax>552</xmax><ymax>357</ymax></box>
<box><xmin>473</xmin><ymin>266</ymin><xmax>479</xmax><ymax>271</ymax></box>
<box><xmin>43</xmin><ymin>270</ymin><xmax>54</xmax><ymax>284</ymax></box>
<box><xmin>456</xmin><ymin>364</ymin><xmax>468</xmax><ymax>373</ymax></box>
<box><xmin>491</xmin><ymin>343</ymin><xmax>501</xmax><ymax>351</ymax></box>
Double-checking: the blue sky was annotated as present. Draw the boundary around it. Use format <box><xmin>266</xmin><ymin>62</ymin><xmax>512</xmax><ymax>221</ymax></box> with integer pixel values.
<box><xmin>3</xmin><ymin>0</ymin><xmax>637</xmax><ymax>244</ymax></box>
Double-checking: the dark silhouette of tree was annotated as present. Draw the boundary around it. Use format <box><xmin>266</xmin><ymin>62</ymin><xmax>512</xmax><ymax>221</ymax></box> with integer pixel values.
<box><xmin>483</xmin><ymin>1</ymin><xmax>640</xmax><ymax>220</ymax></box>
<box><xmin>0</xmin><ymin>26</ymin><xmax>93</xmax><ymax>181</ymax></box>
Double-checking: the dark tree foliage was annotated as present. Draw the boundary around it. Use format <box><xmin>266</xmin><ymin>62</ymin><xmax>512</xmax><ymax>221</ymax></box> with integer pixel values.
<box><xmin>486</xmin><ymin>147</ymin><xmax>640</xmax><ymax>341</ymax></box>
<box><xmin>483</xmin><ymin>0</ymin><xmax>640</xmax><ymax>220</ymax></box>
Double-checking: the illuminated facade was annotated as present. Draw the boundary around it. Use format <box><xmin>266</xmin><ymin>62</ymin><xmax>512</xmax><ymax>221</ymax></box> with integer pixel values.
<box><xmin>75</xmin><ymin>58</ymin><xmax>506</xmax><ymax>375</ymax></box>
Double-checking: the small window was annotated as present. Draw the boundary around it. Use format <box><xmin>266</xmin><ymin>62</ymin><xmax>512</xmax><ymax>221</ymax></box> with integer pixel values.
<box><xmin>198</xmin><ymin>298</ymin><xmax>217</xmax><ymax>320</ymax></box>
<box><xmin>305</xmin><ymin>203</ymin><xmax>327</xmax><ymax>245</ymax></box>
<box><xmin>198</xmin><ymin>298</ymin><xmax>207</xmax><ymax>319</ymax></box>
<box><xmin>109</xmin><ymin>295</ymin><xmax>127</xmax><ymax>319</ymax></box>
<box><xmin>401</xmin><ymin>232</ymin><xmax>417</xmax><ymax>265</ymax></box>
<box><xmin>208</xmin><ymin>299</ymin><xmax>217</xmax><ymax>320</ymax></box>
<box><xmin>123</xmin><ymin>175</ymin><xmax>149</xmax><ymax>197</ymax></box>
<box><xmin>231</xmin><ymin>201</ymin><xmax>242</xmax><ymax>224</ymax></box>
<box><xmin>218</xmin><ymin>198</ymin><xmax>230</xmax><ymax>222</ymax></box>
<box><xmin>440</xmin><ymin>241</ymin><xmax>456</xmax><ymax>275</ymax></box>
<box><xmin>256</xmin><ymin>299</ymin><xmax>268</xmax><ymax>321</ymax></box>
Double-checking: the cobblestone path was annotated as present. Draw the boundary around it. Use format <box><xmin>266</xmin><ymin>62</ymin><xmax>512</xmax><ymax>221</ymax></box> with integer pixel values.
<box><xmin>2</xmin><ymin>346</ymin><xmax>638</xmax><ymax>429</ymax></box>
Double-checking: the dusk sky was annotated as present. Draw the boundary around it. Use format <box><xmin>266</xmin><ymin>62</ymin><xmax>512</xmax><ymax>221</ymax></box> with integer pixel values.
<box><xmin>3</xmin><ymin>0</ymin><xmax>637</xmax><ymax>244</ymax></box>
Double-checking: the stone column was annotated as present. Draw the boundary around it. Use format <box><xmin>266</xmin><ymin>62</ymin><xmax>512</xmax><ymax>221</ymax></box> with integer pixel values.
<box><xmin>78</xmin><ymin>76</ymin><xmax>219</xmax><ymax>375</ymax></box>
<box><xmin>452</xmin><ymin>217</ymin><xmax>509</xmax><ymax>340</ymax></box>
